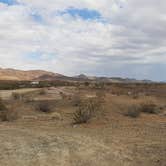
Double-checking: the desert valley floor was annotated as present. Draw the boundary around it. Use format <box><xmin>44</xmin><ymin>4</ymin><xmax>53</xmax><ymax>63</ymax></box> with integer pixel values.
<box><xmin>0</xmin><ymin>85</ymin><xmax>165</xmax><ymax>166</ymax></box>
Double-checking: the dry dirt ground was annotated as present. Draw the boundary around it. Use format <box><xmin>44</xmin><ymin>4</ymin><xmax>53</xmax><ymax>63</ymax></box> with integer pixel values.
<box><xmin>0</xmin><ymin>86</ymin><xmax>166</xmax><ymax>166</ymax></box>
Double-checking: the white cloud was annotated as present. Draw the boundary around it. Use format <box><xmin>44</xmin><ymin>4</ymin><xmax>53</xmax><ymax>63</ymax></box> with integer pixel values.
<box><xmin>0</xmin><ymin>0</ymin><xmax>166</xmax><ymax>80</ymax></box>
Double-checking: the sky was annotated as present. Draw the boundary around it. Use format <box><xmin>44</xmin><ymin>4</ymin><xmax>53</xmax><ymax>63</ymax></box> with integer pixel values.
<box><xmin>0</xmin><ymin>0</ymin><xmax>166</xmax><ymax>81</ymax></box>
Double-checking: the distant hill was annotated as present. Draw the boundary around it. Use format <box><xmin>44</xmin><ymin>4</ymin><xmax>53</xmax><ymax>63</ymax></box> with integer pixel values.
<box><xmin>73</xmin><ymin>75</ymin><xmax>153</xmax><ymax>83</ymax></box>
<box><xmin>0</xmin><ymin>68</ymin><xmax>61</xmax><ymax>81</ymax></box>
<box><xmin>0</xmin><ymin>68</ymin><xmax>153</xmax><ymax>83</ymax></box>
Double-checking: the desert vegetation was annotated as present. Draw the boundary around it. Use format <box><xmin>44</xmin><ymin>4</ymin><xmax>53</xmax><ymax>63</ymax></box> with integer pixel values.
<box><xmin>0</xmin><ymin>98</ymin><xmax>9</xmax><ymax>121</ymax></box>
<box><xmin>0</xmin><ymin>98</ymin><xmax>18</xmax><ymax>121</ymax></box>
<box><xmin>124</xmin><ymin>105</ymin><xmax>141</xmax><ymax>118</ymax></box>
<box><xmin>37</xmin><ymin>102</ymin><xmax>52</xmax><ymax>113</ymax></box>
<box><xmin>140</xmin><ymin>102</ymin><xmax>158</xmax><ymax>114</ymax></box>
<box><xmin>0</xmin><ymin>82</ymin><xmax>165</xmax><ymax>166</ymax></box>
<box><xmin>73</xmin><ymin>97</ymin><xmax>103</xmax><ymax>124</ymax></box>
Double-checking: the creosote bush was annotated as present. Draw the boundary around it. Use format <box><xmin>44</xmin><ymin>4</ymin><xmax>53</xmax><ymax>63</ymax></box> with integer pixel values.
<box><xmin>73</xmin><ymin>98</ymin><xmax>102</xmax><ymax>124</ymax></box>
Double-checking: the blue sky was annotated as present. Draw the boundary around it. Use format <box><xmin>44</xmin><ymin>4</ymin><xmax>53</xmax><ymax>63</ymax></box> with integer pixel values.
<box><xmin>0</xmin><ymin>0</ymin><xmax>17</xmax><ymax>5</ymax></box>
<box><xmin>30</xmin><ymin>12</ymin><xmax>44</xmax><ymax>24</ymax></box>
<box><xmin>60</xmin><ymin>8</ymin><xmax>101</xmax><ymax>20</ymax></box>
<box><xmin>0</xmin><ymin>0</ymin><xmax>166</xmax><ymax>81</ymax></box>
<box><xmin>24</xmin><ymin>52</ymin><xmax>54</xmax><ymax>61</ymax></box>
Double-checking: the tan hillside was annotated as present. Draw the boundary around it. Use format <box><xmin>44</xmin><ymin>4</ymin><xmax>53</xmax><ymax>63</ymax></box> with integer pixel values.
<box><xmin>0</xmin><ymin>68</ymin><xmax>61</xmax><ymax>81</ymax></box>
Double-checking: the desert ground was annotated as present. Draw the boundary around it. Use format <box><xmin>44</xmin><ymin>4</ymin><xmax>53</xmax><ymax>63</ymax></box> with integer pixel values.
<box><xmin>0</xmin><ymin>83</ymin><xmax>166</xmax><ymax>166</ymax></box>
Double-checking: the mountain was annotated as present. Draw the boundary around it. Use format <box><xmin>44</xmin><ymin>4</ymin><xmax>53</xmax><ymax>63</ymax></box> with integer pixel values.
<box><xmin>0</xmin><ymin>67</ymin><xmax>153</xmax><ymax>83</ymax></box>
<box><xmin>0</xmin><ymin>68</ymin><xmax>62</xmax><ymax>81</ymax></box>
<box><xmin>73</xmin><ymin>75</ymin><xmax>153</xmax><ymax>83</ymax></box>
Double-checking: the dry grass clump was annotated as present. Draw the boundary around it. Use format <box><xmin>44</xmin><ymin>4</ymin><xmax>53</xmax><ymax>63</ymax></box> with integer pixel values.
<box><xmin>73</xmin><ymin>98</ymin><xmax>102</xmax><ymax>124</ymax></box>
<box><xmin>124</xmin><ymin>101</ymin><xmax>159</xmax><ymax>118</ymax></box>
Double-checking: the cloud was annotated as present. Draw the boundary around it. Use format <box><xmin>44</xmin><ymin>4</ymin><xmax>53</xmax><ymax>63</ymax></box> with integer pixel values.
<box><xmin>0</xmin><ymin>0</ymin><xmax>166</xmax><ymax>81</ymax></box>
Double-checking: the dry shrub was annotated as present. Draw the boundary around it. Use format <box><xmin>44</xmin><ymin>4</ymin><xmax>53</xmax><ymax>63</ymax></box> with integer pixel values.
<box><xmin>37</xmin><ymin>102</ymin><xmax>51</xmax><ymax>113</ymax></box>
<box><xmin>0</xmin><ymin>99</ymin><xmax>18</xmax><ymax>121</ymax></box>
<box><xmin>73</xmin><ymin>107</ymin><xmax>91</xmax><ymax>124</ymax></box>
<box><xmin>124</xmin><ymin>101</ymin><xmax>159</xmax><ymax>118</ymax></box>
<box><xmin>124</xmin><ymin>105</ymin><xmax>141</xmax><ymax>118</ymax></box>
<box><xmin>140</xmin><ymin>102</ymin><xmax>158</xmax><ymax>114</ymax></box>
<box><xmin>73</xmin><ymin>98</ymin><xmax>102</xmax><ymax>124</ymax></box>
